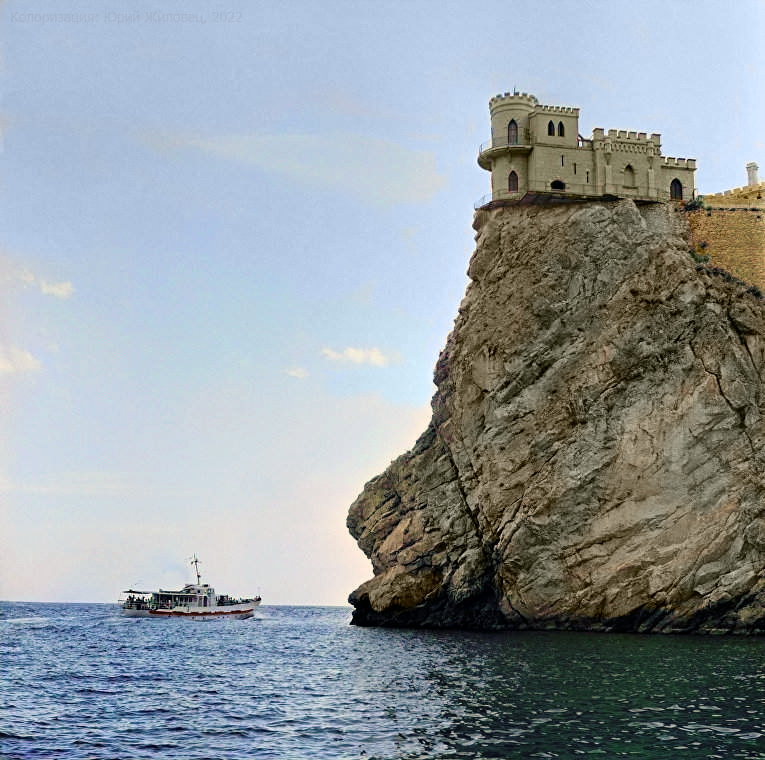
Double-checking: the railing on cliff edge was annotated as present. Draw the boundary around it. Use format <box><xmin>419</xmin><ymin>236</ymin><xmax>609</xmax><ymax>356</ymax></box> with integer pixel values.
<box><xmin>473</xmin><ymin>183</ymin><xmax>686</xmax><ymax>210</ymax></box>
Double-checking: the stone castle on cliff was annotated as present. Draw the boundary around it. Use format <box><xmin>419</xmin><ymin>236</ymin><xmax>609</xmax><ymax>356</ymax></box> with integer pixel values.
<box><xmin>476</xmin><ymin>91</ymin><xmax>697</xmax><ymax>207</ymax></box>
<box><xmin>476</xmin><ymin>91</ymin><xmax>765</xmax><ymax>291</ymax></box>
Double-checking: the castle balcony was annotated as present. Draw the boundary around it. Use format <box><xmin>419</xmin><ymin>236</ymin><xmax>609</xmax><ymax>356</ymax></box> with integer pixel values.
<box><xmin>477</xmin><ymin>129</ymin><xmax>533</xmax><ymax>170</ymax></box>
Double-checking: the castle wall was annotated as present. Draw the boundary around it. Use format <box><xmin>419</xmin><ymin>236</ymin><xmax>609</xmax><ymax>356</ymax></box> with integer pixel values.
<box><xmin>527</xmin><ymin>145</ymin><xmax>596</xmax><ymax>194</ymax></box>
<box><xmin>659</xmin><ymin>159</ymin><xmax>697</xmax><ymax>201</ymax></box>
<box><xmin>528</xmin><ymin>109</ymin><xmax>579</xmax><ymax>149</ymax></box>
<box><xmin>687</xmin><ymin>208</ymin><xmax>765</xmax><ymax>290</ymax></box>
<box><xmin>490</xmin><ymin>153</ymin><xmax>529</xmax><ymax>199</ymax></box>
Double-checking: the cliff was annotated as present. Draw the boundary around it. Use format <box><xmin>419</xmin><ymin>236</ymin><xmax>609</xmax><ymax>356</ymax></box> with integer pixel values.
<box><xmin>347</xmin><ymin>199</ymin><xmax>765</xmax><ymax>633</ymax></box>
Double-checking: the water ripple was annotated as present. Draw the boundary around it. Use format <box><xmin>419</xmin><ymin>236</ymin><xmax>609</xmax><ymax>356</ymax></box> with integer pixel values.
<box><xmin>2</xmin><ymin>603</ymin><xmax>765</xmax><ymax>758</ymax></box>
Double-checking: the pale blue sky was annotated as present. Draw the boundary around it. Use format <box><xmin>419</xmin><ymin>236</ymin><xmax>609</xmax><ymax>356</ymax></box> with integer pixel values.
<box><xmin>1</xmin><ymin>0</ymin><xmax>762</xmax><ymax>603</ymax></box>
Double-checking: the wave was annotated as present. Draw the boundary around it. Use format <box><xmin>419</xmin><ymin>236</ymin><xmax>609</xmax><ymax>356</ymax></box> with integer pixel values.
<box><xmin>3</xmin><ymin>616</ymin><xmax>51</xmax><ymax>627</ymax></box>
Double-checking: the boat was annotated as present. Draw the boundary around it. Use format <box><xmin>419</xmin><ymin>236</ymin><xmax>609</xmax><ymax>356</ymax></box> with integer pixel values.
<box><xmin>119</xmin><ymin>556</ymin><xmax>261</xmax><ymax>620</ymax></box>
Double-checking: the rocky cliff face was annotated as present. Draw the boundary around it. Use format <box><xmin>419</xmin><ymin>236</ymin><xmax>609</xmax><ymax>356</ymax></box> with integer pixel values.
<box><xmin>347</xmin><ymin>200</ymin><xmax>765</xmax><ymax>633</ymax></box>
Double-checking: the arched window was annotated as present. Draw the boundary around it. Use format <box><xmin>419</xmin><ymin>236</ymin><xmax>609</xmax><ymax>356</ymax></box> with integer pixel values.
<box><xmin>548</xmin><ymin>120</ymin><xmax>555</xmax><ymax>136</ymax></box>
<box><xmin>670</xmin><ymin>179</ymin><xmax>683</xmax><ymax>200</ymax></box>
<box><xmin>623</xmin><ymin>165</ymin><xmax>635</xmax><ymax>187</ymax></box>
<box><xmin>551</xmin><ymin>180</ymin><xmax>566</xmax><ymax>191</ymax></box>
<box><xmin>507</xmin><ymin>120</ymin><xmax>518</xmax><ymax>145</ymax></box>
<box><xmin>558</xmin><ymin>121</ymin><xmax>565</xmax><ymax>137</ymax></box>
<box><xmin>508</xmin><ymin>171</ymin><xmax>519</xmax><ymax>192</ymax></box>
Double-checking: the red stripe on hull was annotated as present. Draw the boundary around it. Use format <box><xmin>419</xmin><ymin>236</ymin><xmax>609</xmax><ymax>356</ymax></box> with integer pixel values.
<box><xmin>148</xmin><ymin>608</ymin><xmax>254</xmax><ymax>617</ymax></box>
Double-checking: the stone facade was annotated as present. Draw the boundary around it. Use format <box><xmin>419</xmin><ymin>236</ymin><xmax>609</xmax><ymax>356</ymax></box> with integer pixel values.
<box><xmin>477</xmin><ymin>92</ymin><xmax>696</xmax><ymax>206</ymax></box>
<box><xmin>688</xmin><ymin>208</ymin><xmax>765</xmax><ymax>290</ymax></box>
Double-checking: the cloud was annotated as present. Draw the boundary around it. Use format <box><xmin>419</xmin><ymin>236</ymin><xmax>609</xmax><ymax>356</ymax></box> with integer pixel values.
<box><xmin>286</xmin><ymin>367</ymin><xmax>309</xmax><ymax>379</ymax></box>
<box><xmin>148</xmin><ymin>131</ymin><xmax>447</xmax><ymax>206</ymax></box>
<box><xmin>40</xmin><ymin>280</ymin><xmax>75</xmax><ymax>299</ymax></box>
<box><xmin>0</xmin><ymin>345</ymin><xmax>41</xmax><ymax>375</ymax></box>
<box><xmin>10</xmin><ymin>267</ymin><xmax>74</xmax><ymax>299</ymax></box>
<box><xmin>321</xmin><ymin>346</ymin><xmax>394</xmax><ymax>367</ymax></box>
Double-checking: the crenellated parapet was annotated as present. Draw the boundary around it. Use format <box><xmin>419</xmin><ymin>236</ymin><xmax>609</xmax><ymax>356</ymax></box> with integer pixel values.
<box><xmin>593</xmin><ymin>129</ymin><xmax>662</xmax><ymax>154</ymax></box>
<box><xmin>605</xmin><ymin>129</ymin><xmax>661</xmax><ymax>143</ymax></box>
<box><xmin>489</xmin><ymin>91</ymin><xmax>538</xmax><ymax>108</ymax></box>
<box><xmin>661</xmin><ymin>157</ymin><xmax>697</xmax><ymax>169</ymax></box>
<box><xmin>534</xmin><ymin>104</ymin><xmax>579</xmax><ymax>115</ymax></box>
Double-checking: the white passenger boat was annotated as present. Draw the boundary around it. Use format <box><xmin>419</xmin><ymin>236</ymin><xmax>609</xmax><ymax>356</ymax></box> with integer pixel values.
<box><xmin>119</xmin><ymin>556</ymin><xmax>261</xmax><ymax>620</ymax></box>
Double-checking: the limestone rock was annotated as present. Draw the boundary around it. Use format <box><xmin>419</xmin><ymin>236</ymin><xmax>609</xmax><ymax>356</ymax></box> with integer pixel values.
<box><xmin>347</xmin><ymin>200</ymin><xmax>765</xmax><ymax>633</ymax></box>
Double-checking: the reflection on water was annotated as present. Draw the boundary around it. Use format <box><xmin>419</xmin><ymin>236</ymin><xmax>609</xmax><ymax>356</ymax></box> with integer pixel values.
<box><xmin>2</xmin><ymin>603</ymin><xmax>765</xmax><ymax>758</ymax></box>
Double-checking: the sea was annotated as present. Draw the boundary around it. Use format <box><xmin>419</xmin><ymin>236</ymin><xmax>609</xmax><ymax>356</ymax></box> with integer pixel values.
<box><xmin>2</xmin><ymin>603</ymin><xmax>765</xmax><ymax>759</ymax></box>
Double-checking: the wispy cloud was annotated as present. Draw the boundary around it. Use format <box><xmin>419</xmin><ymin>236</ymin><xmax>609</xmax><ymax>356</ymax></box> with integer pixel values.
<box><xmin>286</xmin><ymin>367</ymin><xmax>309</xmax><ymax>379</ymax></box>
<box><xmin>40</xmin><ymin>280</ymin><xmax>75</xmax><ymax>299</ymax></box>
<box><xmin>0</xmin><ymin>345</ymin><xmax>41</xmax><ymax>375</ymax></box>
<box><xmin>13</xmin><ymin>268</ymin><xmax>74</xmax><ymax>299</ymax></box>
<box><xmin>321</xmin><ymin>346</ymin><xmax>395</xmax><ymax>367</ymax></box>
<box><xmin>147</xmin><ymin>131</ymin><xmax>447</xmax><ymax>206</ymax></box>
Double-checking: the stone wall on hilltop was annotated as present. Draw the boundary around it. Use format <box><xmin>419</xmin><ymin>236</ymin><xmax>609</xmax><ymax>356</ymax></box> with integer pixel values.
<box><xmin>687</xmin><ymin>207</ymin><xmax>765</xmax><ymax>291</ymax></box>
<box><xmin>347</xmin><ymin>199</ymin><xmax>765</xmax><ymax>633</ymax></box>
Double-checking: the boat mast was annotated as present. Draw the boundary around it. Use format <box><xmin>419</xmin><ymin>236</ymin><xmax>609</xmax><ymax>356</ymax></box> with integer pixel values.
<box><xmin>190</xmin><ymin>554</ymin><xmax>202</xmax><ymax>584</ymax></box>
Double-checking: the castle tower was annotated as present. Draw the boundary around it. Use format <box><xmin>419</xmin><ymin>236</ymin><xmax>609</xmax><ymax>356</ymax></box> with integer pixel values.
<box><xmin>747</xmin><ymin>162</ymin><xmax>760</xmax><ymax>186</ymax></box>
<box><xmin>477</xmin><ymin>92</ymin><xmax>538</xmax><ymax>202</ymax></box>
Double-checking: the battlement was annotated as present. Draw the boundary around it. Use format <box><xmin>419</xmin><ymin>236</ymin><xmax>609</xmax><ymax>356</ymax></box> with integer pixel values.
<box><xmin>534</xmin><ymin>104</ymin><xmax>579</xmax><ymax>115</ymax></box>
<box><xmin>662</xmin><ymin>156</ymin><xmax>696</xmax><ymax>169</ymax></box>
<box><xmin>489</xmin><ymin>92</ymin><xmax>538</xmax><ymax>108</ymax></box>
<box><xmin>599</xmin><ymin>128</ymin><xmax>662</xmax><ymax>144</ymax></box>
<box><xmin>716</xmin><ymin>182</ymin><xmax>765</xmax><ymax>196</ymax></box>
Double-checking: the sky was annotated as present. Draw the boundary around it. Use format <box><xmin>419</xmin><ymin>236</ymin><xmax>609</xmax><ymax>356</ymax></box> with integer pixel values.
<box><xmin>0</xmin><ymin>0</ymin><xmax>763</xmax><ymax>605</ymax></box>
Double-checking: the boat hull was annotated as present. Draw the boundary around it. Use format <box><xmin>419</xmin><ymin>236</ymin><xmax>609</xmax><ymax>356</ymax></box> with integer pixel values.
<box><xmin>121</xmin><ymin>600</ymin><xmax>260</xmax><ymax>620</ymax></box>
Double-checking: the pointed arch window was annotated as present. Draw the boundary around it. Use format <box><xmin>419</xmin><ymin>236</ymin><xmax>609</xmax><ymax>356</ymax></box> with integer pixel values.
<box><xmin>507</xmin><ymin>120</ymin><xmax>518</xmax><ymax>145</ymax></box>
<box><xmin>551</xmin><ymin>180</ymin><xmax>566</xmax><ymax>191</ymax></box>
<box><xmin>557</xmin><ymin>121</ymin><xmax>565</xmax><ymax>137</ymax></box>
<box><xmin>508</xmin><ymin>171</ymin><xmax>519</xmax><ymax>192</ymax></box>
<box><xmin>670</xmin><ymin>178</ymin><xmax>683</xmax><ymax>200</ymax></box>
<box><xmin>624</xmin><ymin>164</ymin><xmax>635</xmax><ymax>188</ymax></box>
<box><xmin>548</xmin><ymin>120</ymin><xmax>555</xmax><ymax>136</ymax></box>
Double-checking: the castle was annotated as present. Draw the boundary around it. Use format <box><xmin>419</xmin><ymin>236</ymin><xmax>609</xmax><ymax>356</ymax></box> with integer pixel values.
<box><xmin>477</xmin><ymin>92</ymin><xmax>697</xmax><ymax>207</ymax></box>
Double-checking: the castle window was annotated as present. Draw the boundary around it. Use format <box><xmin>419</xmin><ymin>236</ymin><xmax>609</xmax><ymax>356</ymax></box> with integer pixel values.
<box><xmin>586</xmin><ymin>170</ymin><xmax>590</xmax><ymax>183</ymax></box>
<box><xmin>508</xmin><ymin>171</ymin><xmax>519</xmax><ymax>192</ymax></box>
<box><xmin>558</xmin><ymin>121</ymin><xmax>565</xmax><ymax>137</ymax></box>
<box><xmin>548</xmin><ymin>120</ymin><xmax>555</xmax><ymax>136</ymax></box>
<box><xmin>561</xmin><ymin>155</ymin><xmax>564</xmax><ymax>166</ymax></box>
<box><xmin>624</xmin><ymin>165</ymin><xmax>635</xmax><ymax>188</ymax></box>
<box><xmin>508</xmin><ymin>120</ymin><xmax>518</xmax><ymax>145</ymax></box>
<box><xmin>670</xmin><ymin>178</ymin><xmax>683</xmax><ymax>200</ymax></box>
<box><xmin>551</xmin><ymin>180</ymin><xmax>566</xmax><ymax>191</ymax></box>
<box><xmin>573</xmin><ymin>163</ymin><xmax>577</xmax><ymax>175</ymax></box>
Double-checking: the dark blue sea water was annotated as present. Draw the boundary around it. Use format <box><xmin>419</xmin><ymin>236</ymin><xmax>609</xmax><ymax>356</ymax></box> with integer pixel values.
<box><xmin>2</xmin><ymin>602</ymin><xmax>765</xmax><ymax>759</ymax></box>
